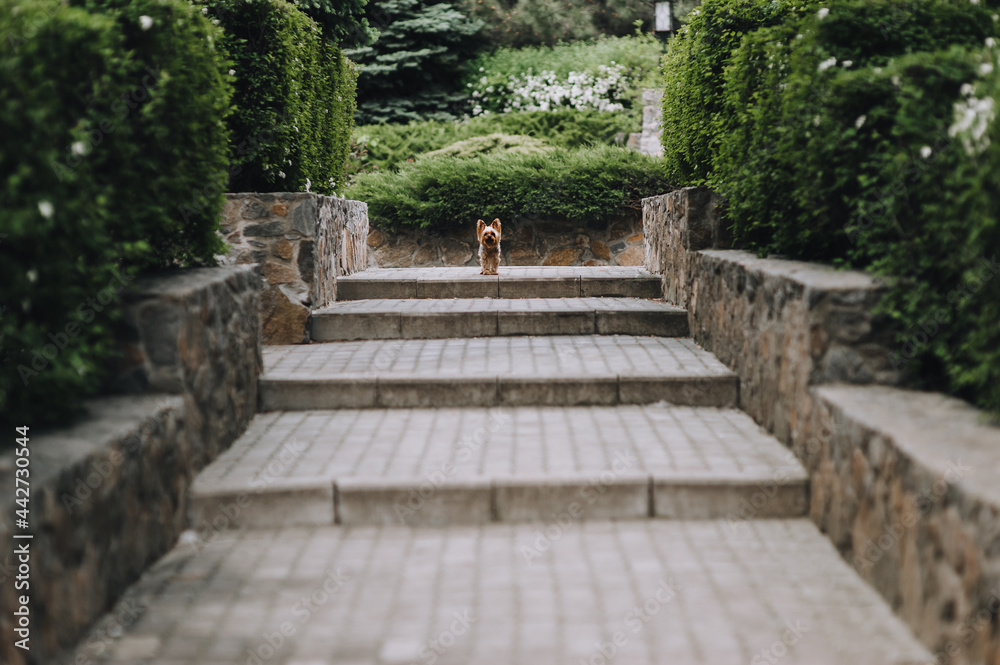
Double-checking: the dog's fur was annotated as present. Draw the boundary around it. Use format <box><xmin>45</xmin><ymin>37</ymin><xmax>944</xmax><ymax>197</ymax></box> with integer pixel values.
<box><xmin>477</xmin><ymin>218</ymin><xmax>502</xmax><ymax>275</ymax></box>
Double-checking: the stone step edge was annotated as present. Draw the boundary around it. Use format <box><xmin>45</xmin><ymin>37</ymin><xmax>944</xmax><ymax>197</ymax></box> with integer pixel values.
<box><xmin>336</xmin><ymin>276</ymin><xmax>662</xmax><ymax>300</ymax></box>
<box><xmin>310</xmin><ymin>307</ymin><xmax>689</xmax><ymax>341</ymax></box>
<box><xmin>258</xmin><ymin>374</ymin><xmax>739</xmax><ymax>410</ymax></box>
<box><xmin>189</xmin><ymin>472</ymin><xmax>808</xmax><ymax>530</ymax></box>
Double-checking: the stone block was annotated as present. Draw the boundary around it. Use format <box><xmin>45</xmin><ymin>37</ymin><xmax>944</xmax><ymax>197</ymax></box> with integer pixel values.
<box><xmin>261</xmin><ymin>284</ymin><xmax>309</xmax><ymax>345</ymax></box>
<box><xmin>336</xmin><ymin>479</ymin><xmax>492</xmax><ymax>526</ymax></box>
<box><xmin>494</xmin><ymin>474</ymin><xmax>650</xmax><ymax>522</ymax></box>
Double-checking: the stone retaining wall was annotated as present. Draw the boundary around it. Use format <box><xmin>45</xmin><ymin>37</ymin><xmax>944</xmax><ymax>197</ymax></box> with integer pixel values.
<box><xmin>221</xmin><ymin>193</ymin><xmax>369</xmax><ymax>344</ymax></box>
<box><xmin>0</xmin><ymin>266</ymin><xmax>262</xmax><ymax>665</ymax></box>
<box><xmin>644</xmin><ymin>187</ymin><xmax>1000</xmax><ymax>664</ymax></box>
<box><xmin>367</xmin><ymin>214</ymin><xmax>646</xmax><ymax>269</ymax></box>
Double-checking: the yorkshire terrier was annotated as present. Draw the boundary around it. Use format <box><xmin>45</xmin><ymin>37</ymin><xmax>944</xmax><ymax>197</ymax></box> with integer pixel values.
<box><xmin>477</xmin><ymin>218</ymin><xmax>502</xmax><ymax>275</ymax></box>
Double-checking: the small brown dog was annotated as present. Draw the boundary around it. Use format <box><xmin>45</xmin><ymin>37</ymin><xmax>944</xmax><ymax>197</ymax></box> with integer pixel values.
<box><xmin>477</xmin><ymin>218</ymin><xmax>502</xmax><ymax>275</ymax></box>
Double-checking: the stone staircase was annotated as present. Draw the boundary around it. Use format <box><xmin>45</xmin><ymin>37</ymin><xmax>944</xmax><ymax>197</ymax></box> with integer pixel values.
<box><xmin>77</xmin><ymin>266</ymin><xmax>934</xmax><ymax>665</ymax></box>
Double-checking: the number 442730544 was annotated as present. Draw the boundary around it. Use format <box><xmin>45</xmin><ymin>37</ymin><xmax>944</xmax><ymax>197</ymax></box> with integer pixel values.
<box><xmin>15</xmin><ymin>426</ymin><xmax>29</xmax><ymax>526</ymax></box>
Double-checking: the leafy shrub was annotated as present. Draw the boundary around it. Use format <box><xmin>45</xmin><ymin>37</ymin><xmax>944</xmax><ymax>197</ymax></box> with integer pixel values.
<box><xmin>349</xmin><ymin>108</ymin><xmax>636</xmax><ymax>173</ymax></box>
<box><xmin>206</xmin><ymin>0</ymin><xmax>357</xmax><ymax>194</ymax></box>
<box><xmin>347</xmin><ymin>0</ymin><xmax>482</xmax><ymax>124</ymax></box>
<box><xmin>345</xmin><ymin>145</ymin><xmax>672</xmax><ymax>231</ymax></box>
<box><xmin>1</xmin><ymin>0</ymin><xmax>231</xmax><ymax>428</ymax></box>
<box><xmin>287</xmin><ymin>0</ymin><xmax>375</xmax><ymax>45</ymax></box>
<box><xmin>457</xmin><ymin>0</ymin><xmax>654</xmax><ymax>47</ymax></box>
<box><xmin>659</xmin><ymin>0</ymin><xmax>798</xmax><ymax>185</ymax></box>
<box><xmin>468</xmin><ymin>34</ymin><xmax>663</xmax><ymax>116</ymax></box>
<box><xmin>668</xmin><ymin>0</ymin><xmax>1000</xmax><ymax>413</ymax></box>
<box><xmin>422</xmin><ymin>134</ymin><xmax>557</xmax><ymax>159</ymax></box>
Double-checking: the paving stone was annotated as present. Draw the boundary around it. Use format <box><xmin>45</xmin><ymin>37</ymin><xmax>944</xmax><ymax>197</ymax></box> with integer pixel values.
<box><xmin>75</xmin><ymin>520</ymin><xmax>933</xmax><ymax>665</ymax></box>
<box><xmin>260</xmin><ymin>337</ymin><xmax>737</xmax><ymax>410</ymax></box>
<box><xmin>312</xmin><ymin>298</ymin><xmax>688</xmax><ymax>341</ymax></box>
<box><xmin>336</xmin><ymin>267</ymin><xmax>661</xmax><ymax>300</ymax></box>
<box><xmin>190</xmin><ymin>405</ymin><xmax>807</xmax><ymax>527</ymax></box>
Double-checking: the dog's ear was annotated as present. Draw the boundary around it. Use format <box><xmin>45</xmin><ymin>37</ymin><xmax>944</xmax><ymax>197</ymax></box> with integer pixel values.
<box><xmin>491</xmin><ymin>218</ymin><xmax>501</xmax><ymax>237</ymax></box>
<box><xmin>477</xmin><ymin>219</ymin><xmax>485</xmax><ymax>241</ymax></box>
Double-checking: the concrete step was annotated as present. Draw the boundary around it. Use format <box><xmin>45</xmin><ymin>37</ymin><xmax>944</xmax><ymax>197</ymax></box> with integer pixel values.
<box><xmin>336</xmin><ymin>266</ymin><xmax>662</xmax><ymax>300</ymax></box>
<box><xmin>189</xmin><ymin>404</ymin><xmax>806</xmax><ymax>528</ymax></box>
<box><xmin>311</xmin><ymin>297</ymin><xmax>689</xmax><ymax>341</ymax></box>
<box><xmin>259</xmin><ymin>336</ymin><xmax>738</xmax><ymax>410</ymax></box>
<box><xmin>83</xmin><ymin>519</ymin><xmax>933</xmax><ymax>665</ymax></box>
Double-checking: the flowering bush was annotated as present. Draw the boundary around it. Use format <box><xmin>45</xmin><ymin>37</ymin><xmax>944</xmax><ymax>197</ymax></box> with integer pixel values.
<box><xmin>466</xmin><ymin>34</ymin><xmax>662</xmax><ymax>118</ymax></box>
<box><xmin>470</xmin><ymin>64</ymin><xmax>629</xmax><ymax>115</ymax></box>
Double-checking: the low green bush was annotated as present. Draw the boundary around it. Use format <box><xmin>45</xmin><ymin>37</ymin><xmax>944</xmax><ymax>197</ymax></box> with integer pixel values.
<box><xmin>345</xmin><ymin>145</ymin><xmax>672</xmax><ymax>232</ymax></box>
<box><xmin>422</xmin><ymin>133</ymin><xmax>556</xmax><ymax>159</ymax></box>
<box><xmin>1</xmin><ymin>0</ymin><xmax>232</xmax><ymax>428</ymax></box>
<box><xmin>349</xmin><ymin>109</ymin><xmax>636</xmax><ymax>174</ymax></box>
<box><xmin>205</xmin><ymin>0</ymin><xmax>357</xmax><ymax>194</ymax></box>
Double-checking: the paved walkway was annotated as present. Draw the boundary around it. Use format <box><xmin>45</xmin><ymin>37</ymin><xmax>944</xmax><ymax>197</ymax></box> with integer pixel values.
<box><xmin>69</xmin><ymin>266</ymin><xmax>933</xmax><ymax>665</ymax></box>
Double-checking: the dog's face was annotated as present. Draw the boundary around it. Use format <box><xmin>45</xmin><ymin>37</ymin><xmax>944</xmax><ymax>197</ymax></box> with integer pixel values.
<box><xmin>477</xmin><ymin>218</ymin><xmax>501</xmax><ymax>249</ymax></box>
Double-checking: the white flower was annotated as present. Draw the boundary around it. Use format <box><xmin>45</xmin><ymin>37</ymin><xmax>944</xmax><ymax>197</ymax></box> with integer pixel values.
<box><xmin>971</xmin><ymin>0</ymin><xmax>979</xmax><ymax>5</ymax></box>
<box><xmin>202</xmin><ymin>6</ymin><xmax>208</xmax><ymax>14</ymax></box>
<box><xmin>817</xmin><ymin>7</ymin><xmax>829</xmax><ymax>19</ymax></box>
<box><xmin>796</xmin><ymin>33</ymin><xmax>804</xmax><ymax>40</ymax></box>
<box><xmin>38</xmin><ymin>201</ymin><xmax>54</xmax><ymax>218</ymax></box>
<box><xmin>961</xmin><ymin>83</ymin><xmax>975</xmax><ymax>96</ymax></box>
<box><xmin>26</xmin><ymin>269</ymin><xmax>38</xmax><ymax>283</ymax></box>
<box><xmin>139</xmin><ymin>15</ymin><xmax>153</xmax><ymax>30</ymax></box>
<box><xmin>841</xmin><ymin>60</ymin><xmax>853</xmax><ymax>68</ymax></box>
<box><xmin>229</xmin><ymin>68</ymin><xmax>236</xmax><ymax>76</ymax></box>
<box><xmin>818</xmin><ymin>57</ymin><xmax>837</xmax><ymax>72</ymax></box>
<box><xmin>980</xmin><ymin>62</ymin><xmax>994</xmax><ymax>76</ymax></box>
<box><xmin>891</xmin><ymin>75</ymin><xmax>901</xmax><ymax>87</ymax></box>
<box><xmin>278</xmin><ymin>170</ymin><xmax>286</xmax><ymax>179</ymax></box>
<box><xmin>71</xmin><ymin>141</ymin><xmax>87</xmax><ymax>156</ymax></box>
<box><xmin>813</xmin><ymin>115</ymin><xmax>821</xmax><ymax>126</ymax></box>
<box><xmin>305</xmin><ymin>177</ymin><xmax>311</xmax><ymax>193</ymax></box>
<box><xmin>211</xmin><ymin>18</ymin><xmax>219</xmax><ymax>26</ymax></box>
<box><xmin>950</xmin><ymin>95</ymin><xmax>995</xmax><ymax>155</ymax></box>
<box><xmin>855</xmin><ymin>115</ymin><xmax>866</xmax><ymax>129</ymax></box>
<box><xmin>988</xmin><ymin>37</ymin><xmax>997</xmax><ymax>48</ymax></box>
<box><xmin>920</xmin><ymin>145</ymin><xmax>933</xmax><ymax>158</ymax></box>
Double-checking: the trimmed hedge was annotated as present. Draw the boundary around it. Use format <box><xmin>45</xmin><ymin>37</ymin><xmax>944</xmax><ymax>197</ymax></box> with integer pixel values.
<box><xmin>660</xmin><ymin>0</ymin><xmax>1000</xmax><ymax>414</ymax></box>
<box><xmin>1</xmin><ymin>0</ymin><xmax>232</xmax><ymax>427</ymax></box>
<box><xmin>349</xmin><ymin>109</ymin><xmax>636</xmax><ymax>174</ymax></box>
<box><xmin>206</xmin><ymin>0</ymin><xmax>357</xmax><ymax>194</ymax></box>
<box><xmin>345</xmin><ymin>145</ymin><xmax>672</xmax><ymax>232</ymax></box>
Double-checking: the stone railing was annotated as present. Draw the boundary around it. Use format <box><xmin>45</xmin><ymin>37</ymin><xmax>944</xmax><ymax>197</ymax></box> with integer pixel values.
<box><xmin>0</xmin><ymin>266</ymin><xmax>261</xmax><ymax>665</ymax></box>
<box><xmin>644</xmin><ymin>187</ymin><xmax>1000</xmax><ymax>665</ymax></box>
<box><xmin>221</xmin><ymin>193</ymin><xmax>368</xmax><ymax>344</ymax></box>
<box><xmin>368</xmin><ymin>214</ymin><xmax>646</xmax><ymax>269</ymax></box>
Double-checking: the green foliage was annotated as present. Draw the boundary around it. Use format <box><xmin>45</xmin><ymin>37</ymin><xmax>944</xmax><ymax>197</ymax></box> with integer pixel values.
<box><xmin>345</xmin><ymin>145</ymin><xmax>672</xmax><ymax>232</ymax></box>
<box><xmin>457</xmin><ymin>0</ymin><xmax>654</xmax><ymax>47</ymax></box>
<box><xmin>422</xmin><ymin>133</ymin><xmax>557</xmax><ymax>159</ymax></box>
<box><xmin>666</xmin><ymin>0</ymin><xmax>1000</xmax><ymax>413</ymax></box>
<box><xmin>467</xmin><ymin>33</ymin><xmax>663</xmax><ymax>115</ymax></box>
<box><xmin>207</xmin><ymin>0</ymin><xmax>357</xmax><ymax>194</ymax></box>
<box><xmin>288</xmin><ymin>0</ymin><xmax>376</xmax><ymax>45</ymax></box>
<box><xmin>350</xmin><ymin>108</ymin><xmax>636</xmax><ymax>174</ymax></box>
<box><xmin>347</xmin><ymin>0</ymin><xmax>483</xmax><ymax>124</ymax></box>
<box><xmin>659</xmin><ymin>0</ymin><xmax>799</xmax><ymax>185</ymax></box>
<box><xmin>1</xmin><ymin>0</ymin><xmax>231</xmax><ymax>427</ymax></box>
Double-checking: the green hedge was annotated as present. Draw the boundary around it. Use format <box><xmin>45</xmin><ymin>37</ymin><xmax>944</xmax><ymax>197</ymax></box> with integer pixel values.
<box><xmin>350</xmin><ymin>109</ymin><xmax>637</xmax><ymax>174</ymax></box>
<box><xmin>345</xmin><ymin>145</ymin><xmax>672</xmax><ymax>232</ymax></box>
<box><xmin>206</xmin><ymin>0</ymin><xmax>357</xmax><ymax>194</ymax></box>
<box><xmin>660</xmin><ymin>0</ymin><xmax>1000</xmax><ymax>414</ymax></box>
<box><xmin>1</xmin><ymin>0</ymin><xmax>232</xmax><ymax>428</ymax></box>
